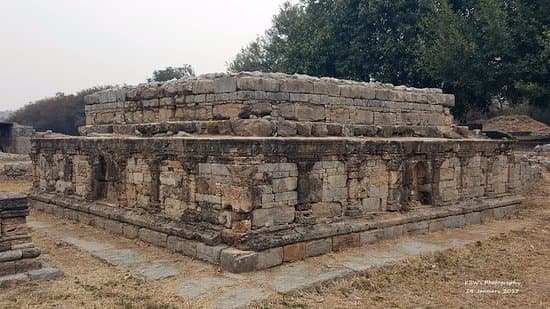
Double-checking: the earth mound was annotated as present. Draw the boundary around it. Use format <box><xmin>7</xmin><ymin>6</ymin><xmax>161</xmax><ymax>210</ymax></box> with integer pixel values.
<box><xmin>483</xmin><ymin>115</ymin><xmax>550</xmax><ymax>133</ymax></box>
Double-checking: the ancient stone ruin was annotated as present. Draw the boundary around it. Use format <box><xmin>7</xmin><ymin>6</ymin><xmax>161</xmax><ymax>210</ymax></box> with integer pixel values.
<box><xmin>0</xmin><ymin>122</ymin><xmax>34</xmax><ymax>154</ymax></box>
<box><xmin>0</xmin><ymin>191</ymin><xmax>61</xmax><ymax>287</ymax></box>
<box><xmin>29</xmin><ymin>72</ymin><xmax>533</xmax><ymax>272</ymax></box>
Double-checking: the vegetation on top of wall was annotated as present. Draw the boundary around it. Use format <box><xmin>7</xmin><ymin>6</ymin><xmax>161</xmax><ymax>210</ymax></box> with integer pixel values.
<box><xmin>147</xmin><ymin>65</ymin><xmax>195</xmax><ymax>82</ymax></box>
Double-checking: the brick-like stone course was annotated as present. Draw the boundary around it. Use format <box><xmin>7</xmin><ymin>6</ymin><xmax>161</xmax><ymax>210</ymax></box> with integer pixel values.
<box><xmin>81</xmin><ymin>72</ymin><xmax>456</xmax><ymax>138</ymax></box>
<box><xmin>0</xmin><ymin>192</ymin><xmax>62</xmax><ymax>287</ymax></box>
<box><xmin>0</xmin><ymin>192</ymin><xmax>42</xmax><ymax>277</ymax></box>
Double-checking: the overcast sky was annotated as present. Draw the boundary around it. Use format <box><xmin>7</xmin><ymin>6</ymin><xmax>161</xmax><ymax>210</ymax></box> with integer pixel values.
<box><xmin>0</xmin><ymin>0</ymin><xmax>289</xmax><ymax>110</ymax></box>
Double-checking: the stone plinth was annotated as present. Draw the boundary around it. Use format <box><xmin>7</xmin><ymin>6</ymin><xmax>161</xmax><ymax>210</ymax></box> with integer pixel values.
<box><xmin>29</xmin><ymin>135</ymin><xmax>532</xmax><ymax>272</ymax></box>
<box><xmin>0</xmin><ymin>192</ymin><xmax>63</xmax><ymax>287</ymax></box>
<box><xmin>0</xmin><ymin>192</ymin><xmax>41</xmax><ymax>276</ymax></box>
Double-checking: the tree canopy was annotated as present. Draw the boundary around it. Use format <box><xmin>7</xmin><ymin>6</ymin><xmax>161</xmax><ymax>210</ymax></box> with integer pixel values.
<box><xmin>228</xmin><ymin>0</ymin><xmax>550</xmax><ymax>122</ymax></box>
<box><xmin>8</xmin><ymin>65</ymin><xmax>198</xmax><ymax>135</ymax></box>
<box><xmin>8</xmin><ymin>86</ymin><xmax>110</xmax><ymax>135</ymax></box>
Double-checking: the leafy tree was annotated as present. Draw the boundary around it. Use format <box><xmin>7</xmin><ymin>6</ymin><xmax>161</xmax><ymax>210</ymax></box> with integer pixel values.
<box><xmin>147</xmin><ymin>65</ymin><xmax>195</xmax><ymax>82</ymax></box>
<box><xmin>229</xmin><ymin>0</ymin><xmax>550</xmax><ymax>122</ymax></box>
<box><xmin>228</xmin><ymin>37</ymin><xmax>275</xmax><ymax>72</ymax></box>
<box><xmin>229</xmin><ymin>0</ymin><xmax>436</xmax><ymax>86</ymax></box>
<box><xmin>8</xmin><ymin>86</ymin><xmax>110</xmax><ymax>135</ymax></box>
<box><xmin>505</xmin><ymin>0</ymin><xmax>550</xmax><ymax>110</ymax></box>
<box><xmin>419</xmin><ymin>0</ymin><xmax>514</xmax><ymax>117</ymax></box>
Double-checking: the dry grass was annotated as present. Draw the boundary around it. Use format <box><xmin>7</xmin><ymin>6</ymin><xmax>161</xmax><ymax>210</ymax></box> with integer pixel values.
<box><xmin>0</xmin><ymin>221</ymin><xmax>210</xmax><ymax>309</ymax></box>
<box><xmin>0</xmin><ymin>174</ymin><xmax>549</xmax><ymax>308</ymax></box>
<box><xmin>253</xmin><ymin>173</ymin><xmax>550</xmax><ymax>309</ymax></box>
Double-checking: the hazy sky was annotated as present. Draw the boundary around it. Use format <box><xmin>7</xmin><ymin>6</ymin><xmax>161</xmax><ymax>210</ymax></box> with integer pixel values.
<box><xmin>0</xmin><ymin>0</ymin><xmax>289</xmax><ymax>110</ymax></box>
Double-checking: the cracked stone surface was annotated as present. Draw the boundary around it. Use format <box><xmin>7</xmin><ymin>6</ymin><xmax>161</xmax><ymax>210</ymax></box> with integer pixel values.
<box><xmin>27</xmin><ymin>267</ymin><xmax>64</xmax><ymax>281</ymax></box>
<box><xmin>216</xmin><ymin>287</ymin><xmax>268</xmax><ymax>309</ymax></box>
<box><xmin>132</xmin><ymin>263</ymin><xmax>181</xmax><ymax>281</ymax></box>
<box><xmin>179</xmin><ymin>276</ymin><xmax>237</xmax><ymax>299</ymax></box>
<box><xmin>59</xmin><ymin>236</ymin><xmax>112</xmax><ymax>253</ymax></box>
<box><xmin>265</xmin><ymin>263</ymin><xmax>354</xmax><ymax>294</ymax></box>
<box><xmin>92</xmin><ymin>249</ymin><xmax>146</xmax><ymax>269</ymax></box>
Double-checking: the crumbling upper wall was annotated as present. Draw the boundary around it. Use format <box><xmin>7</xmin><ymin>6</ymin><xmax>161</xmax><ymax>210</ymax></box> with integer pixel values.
<box><xmin>82</xmin><ymin>72</ymin><xmax>456</xmax><ymax>138</ymax></box>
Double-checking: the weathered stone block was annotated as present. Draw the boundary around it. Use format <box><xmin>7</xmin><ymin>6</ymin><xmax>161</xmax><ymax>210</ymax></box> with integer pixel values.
<box><xmin>351</xmin><ymin>109</ymin><xmax>374</xmax><ymax>125</ymax></box>
<box><xmin>122</xmin><ymin>223</ymin><xmax>139</xmax><ymax>239</ymax></box>
<box><xmin>332</xmin><ymin>233</ymin><xmax>360</xmax><ymax>251</ymax></box>
<box><xmin>220</xmin><ymin>248</ymin><xmax>258</xmax><ymax>273</ymax></box>
<box><xmin>443</xmin><ymin>215</ymin><xmax>465</xmax><ymax>229</ymax></box>
<box><xmin>465</xmin><ymin>212</ymin><xmax>481</xmax><ymax>225</ymax></box>
<box><xmin>237</xmin><ymin>77</ymin><xmax>280</xmax><ymax>92</ymax></box>
<box><xmin>480</xmin><ymin>209</ymin><xmax>494</xmax><ymax>223</ymax></box>
<box><xmin>405</xmin><ymin>221</ymin><xmax>429</xmax><ymax>235</ymax></box>
<box><xmin>283</xmin><ymin>243</ymin><xmax>305</xmax><ymax>262</ymax></box>
<box><xmin>362</xmin><ymin>198</ymin><xmax>381</xmax><ymax>212</ymax></box>
<box><xmin>272</xmin><ymin>177</ymin><xmax>298</xmax><ymax>193</ymax></box>
<box><xmin>313</xmin><ymin>81</ymin><xmax>339</xmax><ymax>96</ymax></box>
<box><xmin>277</xmin><ymin>120</ymin><xmax>297</xmax><ymax>137</ymax></box>
<box><xmin>311</xmin><ymin>202</ymin><xmax>342</xmax><ymax>218</ymax></box>
<box><xmin>330</xmin><ymin>107</ymin><xmax>350</xmax><ymax>123</ymax></box>
<box><xmin>256</xmin><ymin>247</ymin><xmax>283</xmax><ymax>270</ymax></box>
<box><xmin>196</xmin><ymin>243</ymin><xmax>227</xmax><ymax>264</ymax></box>
<box><xmin>493</xmin><ymin>205</ymin><xmax>518</xmax><ymax>219</ymax></box>
<box><xmin>222</xmin><ymin>186</ymin><xmax>253</xmax><ymax>213</ymax></box>
<box><xmin>382</xmin><ymin>225</ymin><xmax>404</xmax><ymax>240</ymax></box>
<box><xmin>360</xmin><ymin>229</ymin><xmax>383</xmax><ymax>245</ymax></box>
<box><xmin>304</xmin><ymin>238</ymin><xmax>332</xmax><ymax>257</ymax></box>
<box><xmin>426</xmin><ymin>218</ymin><xmax>443</xmax><ymax>232</ymax></box>
<box><xmin>138</xmin><ymin>229</ymin><xmax>168</xmax><ymax>248</ymax></box>
<box><xmin>167</xmin><ymin>236</ymin><xmax>198</xmax><ymax>257</ymax></box>
<box><xmin>231</xmin><ymin>119</ymin><xmax>274</xmax><ymax>136</ymax></box>
<box><xmin>104</xmin><ymin>219</ymin><xmax>124</xmax><ymax>235</ymax></box>
<box><xmin>295</xmin><ymin>103</ymin><xmax>325</xmax><ymax>122</ymax></box>
<box><xmin>193</xmin><ymin>80</ymin><xmax>215</xmax><ymax>94</ymax></box>
<box><xmin>214</xmin><ymin>77</ymin><xmax>237</xmax><ymax>93</ymax></box>
<box><xmin>281</xmin><ymin>79</ymin><xmax>314</xmax><ymax>93</ymax></box>
<box><xmin>213</xmin><ymin>103</ymin><xmax>243</xmax><ymax>120</ymax></box>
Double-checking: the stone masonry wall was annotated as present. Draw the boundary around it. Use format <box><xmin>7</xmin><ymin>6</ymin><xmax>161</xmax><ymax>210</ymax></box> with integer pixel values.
<box><xmin>30</xmin><ymin>137</ymin><xmax>528</xmax><ymax>251</ymax></box>
<box><xmin>0</xmin><ymin>192</ymin><xmax>41</xmax><ymax>278</ymax></box>
<box><xmin>81</xmin><ymin>73</ymin><xmax>456</xmax><ymax>138</ymax></box>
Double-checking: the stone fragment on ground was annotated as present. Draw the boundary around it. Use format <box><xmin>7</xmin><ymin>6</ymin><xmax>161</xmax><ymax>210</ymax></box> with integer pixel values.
<box><xmin>216</xmin><ymin>287</ymin><xmax>268</xmax><ymax>309</ymax></box>
<box><xmin>132</xmin><ymin>263</ymin><xmax>181</xmax><ymax>281</ymax></box>
<box><xmin>27</xmin><ymin>267</ymin><xmax>64</xmax><ymax>281</ymax></box>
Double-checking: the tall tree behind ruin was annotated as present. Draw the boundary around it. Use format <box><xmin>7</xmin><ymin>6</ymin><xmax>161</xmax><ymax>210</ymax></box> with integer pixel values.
<box><xmin>228</xmin><ymin>0</ymin><xmax>549</xmax><ymax>122</ymax></box>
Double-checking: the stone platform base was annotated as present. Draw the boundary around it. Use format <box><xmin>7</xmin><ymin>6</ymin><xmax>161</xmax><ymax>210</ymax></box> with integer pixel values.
<box><xmin>0</xmin><ymin>265</ymin><xmax>63</xmax><ymax>288</ymax></box>
<box><xmin>29</xmin><ymin>194</ymin><xmax>522</xmax><ymax>273</ymax></box>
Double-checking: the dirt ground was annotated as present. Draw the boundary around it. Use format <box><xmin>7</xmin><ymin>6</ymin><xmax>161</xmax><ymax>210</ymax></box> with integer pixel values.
<box><xmin>0</xmin><ymin>172</ymin><xmax>549</xmax><ymax>308</ymax></box>
<box><xmin>255</xmin><ymin>171</ymin><xmax>550</xmax><ymax>309</ymax></box>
